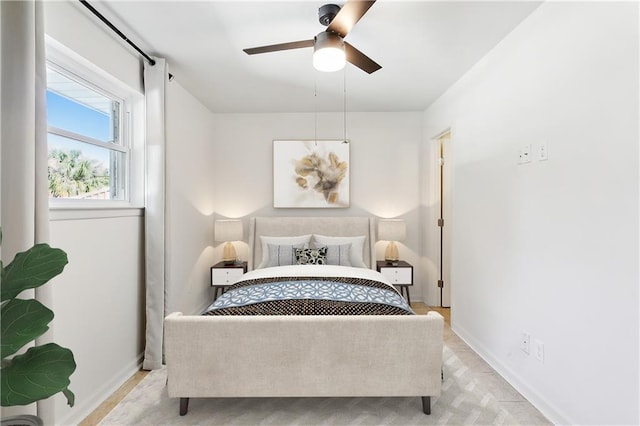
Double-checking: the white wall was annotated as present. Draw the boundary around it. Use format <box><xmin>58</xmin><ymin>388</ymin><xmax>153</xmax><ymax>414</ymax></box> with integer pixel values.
<box><xmin>211</xmin><ymin>112</ymin><xmax>427</xmax><ymax>300</ymax></box>
<box><xmin>44</xmin><ymin>1</ymin><xmax>142</xmax><ymax>93</ymax></box>
<box><xmin>165</xmin><ymin>80</ymin><xmax>218</xmax><ymax>314</ymax></box>
<box><xmin>423</xmin><ymin>2</ymin><xmax>639</xmax><ymax>425</ymax></box>
<box><xmin>49</xmin><ymin>215</ymin><xmax>144</xmax><ymax>425</ymax></box>
<box><xmin>42</xmin><ymin>2</ymin><xmax>146</xmax><ymax>425</ymax></box>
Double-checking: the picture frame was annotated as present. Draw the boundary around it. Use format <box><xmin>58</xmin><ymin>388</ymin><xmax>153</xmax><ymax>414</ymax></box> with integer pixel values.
<box><xmin>273</xmin><ymin>139</ymin><xmax>350</xmax><ymax>208</ymax></box>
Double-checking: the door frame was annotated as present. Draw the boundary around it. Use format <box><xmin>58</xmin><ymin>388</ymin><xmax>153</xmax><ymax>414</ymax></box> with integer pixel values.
<box><xmin>432</xmin><ymin>128</ymin><xmax>453</xmax><ymax>308</ymax></box>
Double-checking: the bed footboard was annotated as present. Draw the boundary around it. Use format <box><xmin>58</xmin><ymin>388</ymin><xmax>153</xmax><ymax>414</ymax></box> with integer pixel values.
<box><xmin>165</xmin><ymin>312</ymin><xmax>444</xmax><ymax>397</ymax></box>
<box><xmin>164</xmin><ymin>311</ymin><xmax>444</xmax><ymax>415</ymax></box>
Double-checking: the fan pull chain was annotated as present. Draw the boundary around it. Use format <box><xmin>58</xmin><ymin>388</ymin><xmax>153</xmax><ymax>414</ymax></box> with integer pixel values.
<box><xmin>314</xmin><ymin>72</ymin><xmax>318</xmax><ymax>148</ymax></box>
<box><xmin>343</xmin><ymin>68</ymin><xmax>347</xmax><ymax>143</ymax></box>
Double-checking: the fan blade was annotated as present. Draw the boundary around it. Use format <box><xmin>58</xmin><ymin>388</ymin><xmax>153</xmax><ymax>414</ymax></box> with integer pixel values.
<box><xmin>345</xmin><ymin>42</ymin><xmax>381</xmax><ymax>74</ymax></box>
<box><xmin>243</xmin><ymin>39</ymin><xmax>314</xmax><ymax>55</ymax></box>
<box><xmin>327</xmin><ymin>0</ymin><xmax>376</xmax><ymax>37</ymax></box>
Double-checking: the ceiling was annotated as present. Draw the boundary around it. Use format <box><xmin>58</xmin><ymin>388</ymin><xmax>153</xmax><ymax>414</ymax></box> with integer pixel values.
<box><xmin>92</xmin><ymin>1</ymin><xmax>541</xmax><ymax>113</ymax></box>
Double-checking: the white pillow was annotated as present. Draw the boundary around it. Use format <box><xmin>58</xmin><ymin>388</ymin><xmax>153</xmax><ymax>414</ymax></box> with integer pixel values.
<box><xmin>313</xmin><ymin>235</ymin><xmax>367</xmax><ymax>268</ymax></box>
<box><xmin>258</xmin><ymin>235</ymin><xmax>312</xmax><ymax>269</ymax></box>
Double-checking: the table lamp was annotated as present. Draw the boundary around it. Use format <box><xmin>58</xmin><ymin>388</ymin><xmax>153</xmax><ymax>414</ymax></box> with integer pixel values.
<box><xmin>215</xmin><ymin>219</ymin><xmax>243</xmax><ymax>264</ymax></box>
<box><xmin>377</xmin><ymin>219</ymin><xmax>406</xmax><ymax>265</ymax></box>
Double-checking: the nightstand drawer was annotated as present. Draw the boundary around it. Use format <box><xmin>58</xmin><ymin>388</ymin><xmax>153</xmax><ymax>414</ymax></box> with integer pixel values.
<box><xmin>211</xmin><ymin>268</ymin><xmax>244</xmax><ymax>286</ymax></box>
<box><xmin>379</xmin><ymin>267</ymin><xmax>412</xmax><ymax>285</ymax></box>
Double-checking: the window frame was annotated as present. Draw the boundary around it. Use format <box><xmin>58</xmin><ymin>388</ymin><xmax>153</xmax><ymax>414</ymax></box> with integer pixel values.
<box><xmin>47</xmin><ymin>62</ymin><xmax>129</xmax><ymax>201</ymax></box>
<box><xmin>45</xmin><ymin>37</ymin><xmax>144</xmax><ymax>217</ymax></box>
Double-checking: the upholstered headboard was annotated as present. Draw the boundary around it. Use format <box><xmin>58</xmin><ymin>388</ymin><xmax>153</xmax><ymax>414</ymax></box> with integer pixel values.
<box><xmin>248</xmin><ymin>217</ymin><xmax>376</xmax><ymax>270</ymax></box>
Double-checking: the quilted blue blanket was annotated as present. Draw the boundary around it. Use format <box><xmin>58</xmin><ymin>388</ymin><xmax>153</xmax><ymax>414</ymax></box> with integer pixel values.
<box><xmin>203</xmin><ymin>276</ymin><xmax>414</xmax><ymax>316</ymax></box>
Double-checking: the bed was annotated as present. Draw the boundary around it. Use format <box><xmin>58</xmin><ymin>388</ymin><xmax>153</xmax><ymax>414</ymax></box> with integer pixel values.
<box><xmin>164</xmin><ymin>216</ymin><xmax>444</xmax><ymax>416</ymax></box>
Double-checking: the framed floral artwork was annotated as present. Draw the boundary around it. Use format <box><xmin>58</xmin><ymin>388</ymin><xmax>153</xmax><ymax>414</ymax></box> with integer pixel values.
<box><xmin>273</xmin><ymin>139</ymin><xmax>350</xmax><ymax>208</ymax></box>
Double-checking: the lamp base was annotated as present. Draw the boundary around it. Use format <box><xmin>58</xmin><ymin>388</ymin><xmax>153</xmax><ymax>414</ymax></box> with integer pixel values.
<box><xmin>222</xmin><ymin>242</ymin><xmax>237</xmax><ymax>265</ymax></box>
<box><xmin>384</xmin><ymin>241</ymin><xmax>400</xmax><ymax>265</ymax></box>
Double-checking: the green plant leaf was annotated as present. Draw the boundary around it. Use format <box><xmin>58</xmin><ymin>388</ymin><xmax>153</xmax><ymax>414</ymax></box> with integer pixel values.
<box><xmin>1</xmin><ymin>299</ymin><xmax>53</xmax><ymax>359</ymax></box>
<box><xmin>1</xmin><ymin>244</ymin><xmax>68</xmax><ymax>302</ymax></box>
<box><xmin>62</xmin><ymin>388</ymin><xmax>75</xmax><ymax>407</ymax></box>
<box><xmin>0</xmin><ymin>343</ymin><xmax>76</xmax><ymax>407</ymax></box>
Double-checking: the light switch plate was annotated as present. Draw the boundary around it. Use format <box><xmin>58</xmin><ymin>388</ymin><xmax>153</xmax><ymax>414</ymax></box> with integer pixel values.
<box><xmin>534</xmin><ymin>339</ymin><xmax>544</xmax><ymax>363</ymax></box>
<box><xmin>539</xmin><ymin>142</ymin><xmax>549</xmax><ymax>161</ymax></box>
<box><xmin>521</xmin><ymin>331</ymin><xmax>530</xmax><ymax>354</ymax></box>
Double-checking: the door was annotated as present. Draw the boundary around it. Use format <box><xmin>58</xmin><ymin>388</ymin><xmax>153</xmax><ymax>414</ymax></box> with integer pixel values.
<box><xmin>438</xmin><ymin>132</ymin><xmax>452</xmax><ymax>307</ymax></box>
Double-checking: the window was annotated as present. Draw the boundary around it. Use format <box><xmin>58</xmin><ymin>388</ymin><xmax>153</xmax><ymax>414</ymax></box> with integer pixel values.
<box><xmin>45</xmin><ymin>40</ymin><xmax>144</xmax><ymax>213</ymax></box>
<box><xmin>46</xmin><ymin>65</ymin><xmax>128</xmax><ymax>200</ymax></box>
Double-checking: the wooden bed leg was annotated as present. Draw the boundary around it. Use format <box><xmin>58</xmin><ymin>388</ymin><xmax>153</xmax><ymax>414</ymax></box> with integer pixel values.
<box><xmin>179</xmin><ymin>398</ymin><xmax>189</xmax><ymax>416</ymax></box>
<box><xmin>421</xmin><ymin>396</ymin><xmax>431</xmax><ymax>415</ymax></box>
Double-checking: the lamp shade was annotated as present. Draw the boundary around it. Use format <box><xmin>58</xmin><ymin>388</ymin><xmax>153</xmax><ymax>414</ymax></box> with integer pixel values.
<box><xmin>215</xmin><ymin>220</ymin><xmax>243</xmax><ymax>242</ymax></box>
<box><xmin>377</xmin><ymin>219</ymin><xmax>406</xmax><ymax>242</ymax></box>
<box><xmin>313</xmin><ymin>32</ymin><xmax>346</xmax><ymax>72</ymax></box>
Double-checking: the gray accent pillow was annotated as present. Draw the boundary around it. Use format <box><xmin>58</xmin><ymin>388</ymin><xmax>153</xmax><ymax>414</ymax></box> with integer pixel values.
<box><xmin>324</xmin><ymin>243</ymin><xmax>352</xmax><ymax>266</ymax></box>
<box><xmin>313</xmin><ymin>234</ymin><xmax>367</xmax><ymax>268</ymax></box>
<box><xmin>266</xmin><ymin>243</ymin><xmax>307</xmax><ymax>267</ymax></box>
<box><xmin>258</xmin><ymin>235</ymin><xmax>312</xmax><ymax>268</ymax></box>
<box><xmin>295</xmin><ymin>247</ymin><xmax>328</xmax><ymax>265</ymax></box>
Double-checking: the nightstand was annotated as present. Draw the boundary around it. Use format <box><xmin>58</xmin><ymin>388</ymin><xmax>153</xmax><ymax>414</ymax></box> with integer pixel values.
<box><xmin>210</xmin><ymin>261</ymin><xmax>248</xmax><ymax>300</ymax></box>
<box><xmin>376</xmin><ymin>260</ymin><xmax>413</xmax><ymax>305</ymax></box>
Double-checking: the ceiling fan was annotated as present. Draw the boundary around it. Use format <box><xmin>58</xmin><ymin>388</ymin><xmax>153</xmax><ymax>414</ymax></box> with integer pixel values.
<box><xmin>243</xmin><ymin>1</ymin><xmax>381</xmax><ymax>74</ymax></box>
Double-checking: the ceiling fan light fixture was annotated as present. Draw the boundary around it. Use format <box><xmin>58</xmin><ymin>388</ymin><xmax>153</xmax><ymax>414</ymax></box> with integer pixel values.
<box><xmin>313</xmin><ymin>32</ymin><xmax>345</xmax><ymax>72</ymax></box>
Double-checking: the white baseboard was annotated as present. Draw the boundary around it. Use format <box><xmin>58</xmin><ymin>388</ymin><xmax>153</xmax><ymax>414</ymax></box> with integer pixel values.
<box><xmin>57</xmin><ymin>352</ymin><xmax>144</xmax><ymax>426</ymax></box>
<box><xmin>451</xmin><ymin>322</ymin><xmax>570</xmax><ymax>426</ymax></box>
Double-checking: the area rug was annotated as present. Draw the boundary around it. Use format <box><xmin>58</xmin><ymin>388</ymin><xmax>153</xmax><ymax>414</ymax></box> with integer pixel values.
<box><xmin>99</xmin><ymin>345</ymin><xmax>517</xmax><ymax>425</ymax></box>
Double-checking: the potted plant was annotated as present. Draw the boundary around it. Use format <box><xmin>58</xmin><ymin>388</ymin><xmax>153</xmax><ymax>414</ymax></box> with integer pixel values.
<box><xmin>1</xmin><ymin>241</ymin><xmax>76</xmax><ymax>426</ymax></box>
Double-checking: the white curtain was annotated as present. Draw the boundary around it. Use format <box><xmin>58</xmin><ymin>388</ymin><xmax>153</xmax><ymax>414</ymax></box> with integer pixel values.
<box><xmin>0</xmin><ymin>0</ymin><xmax>54</xmax><ymax>422</ymax></box>
<box><xmin>143</xmin><ymin>57</ymin><xmax>168</xmax><ymax>370</ymax></box>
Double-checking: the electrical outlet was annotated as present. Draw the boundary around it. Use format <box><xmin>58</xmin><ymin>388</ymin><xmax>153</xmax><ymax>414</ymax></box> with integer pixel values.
<box><xmin>522</xmin><ymin>144</ymin><xmax>531</xmax><ymax>163</ymax></box>
<box><xmin>520</xmin><ymin>331</ymin><xmax>530</xmax><ymax>354</ymax></box>
<box><xmin>518</xmin><ymin>145</ymin><xmax>532</xmax><ymax>164</ymax></box>
<box><xmin>534</xmin><ymin>339</ymin><xmax>544</xmax><ymax>363</ymax></box>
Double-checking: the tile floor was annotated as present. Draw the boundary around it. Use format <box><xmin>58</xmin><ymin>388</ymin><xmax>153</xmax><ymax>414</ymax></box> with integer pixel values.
<box><xmin>418</xmin><ymin>305</ymin><xmax>551</xmax><ymax>425</ymax></box>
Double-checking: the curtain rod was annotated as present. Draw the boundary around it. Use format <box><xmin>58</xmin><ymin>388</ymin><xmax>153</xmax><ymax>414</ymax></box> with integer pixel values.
<box><xmin>79</xmin><ymin>0</ymin><xmax>156</xmax><ymax>66</ymax></box>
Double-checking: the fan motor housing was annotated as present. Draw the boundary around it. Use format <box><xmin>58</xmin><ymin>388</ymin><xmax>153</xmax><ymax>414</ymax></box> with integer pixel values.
<box><xmin>318</xmin><ymin>4</ymin><xmax>341</xmax><ymax>26</ymax></box>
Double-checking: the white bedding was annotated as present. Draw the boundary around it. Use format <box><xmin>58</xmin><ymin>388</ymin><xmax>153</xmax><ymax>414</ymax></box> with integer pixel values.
<box><xmin>241</xmin><ymin>264</ymin><xmax>397</xmax><ymax>291</ymax></box>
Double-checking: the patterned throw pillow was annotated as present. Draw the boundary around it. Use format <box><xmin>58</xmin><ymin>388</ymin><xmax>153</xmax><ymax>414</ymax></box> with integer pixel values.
<box><xmin>295</xmin><ymin>247</ymin><xmax>328</xmax><ymax>265</ymax></box>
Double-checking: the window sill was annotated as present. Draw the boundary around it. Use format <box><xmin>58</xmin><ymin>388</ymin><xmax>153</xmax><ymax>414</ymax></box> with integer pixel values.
<box><xmin>49</xmin><ymin>205</ymin><xmax>144</xmax><ymax>221</ymax></box>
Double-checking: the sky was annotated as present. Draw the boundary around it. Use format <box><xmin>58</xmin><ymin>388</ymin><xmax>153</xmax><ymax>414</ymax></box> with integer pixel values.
<box><xmin>46</xmin><ymin>91</ymin><xmax>113</xmax><ymax>168</ymax></box>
